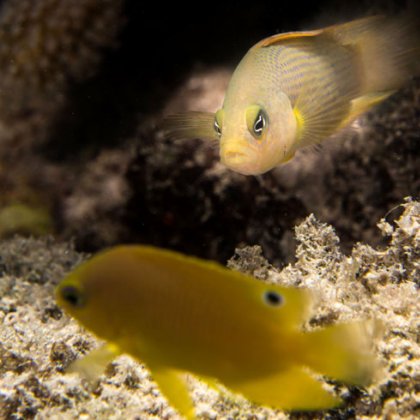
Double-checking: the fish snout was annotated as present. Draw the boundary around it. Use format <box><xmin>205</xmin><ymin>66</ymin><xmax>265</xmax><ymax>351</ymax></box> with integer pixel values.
<box><xmin>220</xmin><ymin>142</ymin><xmax>260</xmax><ymax>175</ymax></box>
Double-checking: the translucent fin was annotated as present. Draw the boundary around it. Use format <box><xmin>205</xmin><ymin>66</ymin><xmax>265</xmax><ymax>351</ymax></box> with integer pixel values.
<box><xmin>151</xmin><ymin>368</ymin><xmax>195</xmax><ymax>420</ymax></box>
<box><xmin>293</xmin><ymin>97</ymin><xmax>351</xmax><ymax>148</ymax></box>
<box><xmin>302</xmin><ymin>322</ymin><xmax>377</xmax><ymax>386</ymax></box>
<box><xmin>337</xmin><ymin>91</ymin><xmax>394</xmax><ymax>129</ymax></box>
<box><xmin>325</xmin><ymin>15</ymin><xmax>420</xmax><ymax>93</ymax></box>
<box><xmin>253</xmin><ymin>16</ymin><xmax>385</xmax><ymax>50</ymax></box>
<box><xmin>225</xmin><ymin>366</ymin><xmax>340</xmax><ymax>411</ymax></box>
<box><xmin>162</xmin><ymin>112</ymin><xmax>217</xmax><ymax>141</ymax></box>
<box><xmin>68</xmin><ymin>343</ymin><xmax>119</xmax><ymax>383</ymax></box>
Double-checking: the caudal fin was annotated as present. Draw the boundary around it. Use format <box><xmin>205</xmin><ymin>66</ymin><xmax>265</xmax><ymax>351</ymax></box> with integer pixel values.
<box><xmin>327</xmin><ymin>15</ymin><xmax>420</xmax><ymax>94</ymax></box>
<box><xmin>302</xmin><ymin>321</ymin><xmax>378</xmax><ymax>386</ymax></box>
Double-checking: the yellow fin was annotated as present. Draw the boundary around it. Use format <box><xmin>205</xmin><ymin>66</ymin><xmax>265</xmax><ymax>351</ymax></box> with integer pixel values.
<box><xmin>293</xmin><ymin>100</ymin><xmax>350</xmax><ymax>148</ymax></box>
<box><xmin>68</xmin><ymin>343</ymin><xmax>119</xmax><ymax>383</ymax></box>
<box><xmin>151</xmin><ymin>368</ymin><xmax>195</xmax><ymax>420</ymax></box>
<box><xmin>253</xmin><ymin>15</ymin><xmax>383</xmax><ymax>49</ymax></box>
<box><xmin>225</xmin><ymin>366</ymin><xmax>340</xmax><ymax>411</ymax></box>
<box><xmin>196</xmin><ymin>375</ymin><xmax>221</xmax><ymax>392</ymax></box>
<box><xmin>338</xmin><ymin>91</ymin><xmax>394</xmax><ymax>129</ymax></box>
<box><xmin>162</xmin><ymin>112</ymin><xmax>217</xmax><ymax>141</ymax></box>
<box><xmin>256</xmin><ymin>16</ymin><xmax>384</xmax><ymax>49</ymax></box>
<box><xmin>302</xmin><ymin>322</ymin><xmax>377</xmax><ymax>386</ymax></box>
<box><xmin>253</xmin><ymin>30</ymin><xmax>322</xmax><ymax>49</ymax></box>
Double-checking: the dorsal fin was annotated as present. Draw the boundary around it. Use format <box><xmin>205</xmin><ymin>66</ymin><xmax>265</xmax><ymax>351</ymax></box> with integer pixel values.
<box><xmin>322</xmin><ymin>15</ymin><xmax>385</xmax><ymax>47</ymax></box>
<box><xmin>253</xmin><ymin>15</ymin><xmax>385</xmax><ymax>50</ymax></box>
<box><xmin>253</xmin><ymin>30</ymin><xmax>322</xmax><ymax>49</ymax></box>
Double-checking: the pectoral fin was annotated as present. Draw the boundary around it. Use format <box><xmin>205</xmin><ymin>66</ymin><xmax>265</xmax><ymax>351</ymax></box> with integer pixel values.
<box><xmin>224</xmin><ymin>366</ymin><xmax>341</xmax><ymax>411</ymax></box>
<box><xmin>151</xmin><ymin>367</ymin><xmax>195</xmax><ymax>420</ymax></box>
<box><xmin>68</xmin><ymin>343</ymin><xmax>120</xmax><ymax>383</ymax></box>
<box><xmin>162</xmin><ymin>112</ymin><xmax>217</xmax><ymax>141</ymax></box>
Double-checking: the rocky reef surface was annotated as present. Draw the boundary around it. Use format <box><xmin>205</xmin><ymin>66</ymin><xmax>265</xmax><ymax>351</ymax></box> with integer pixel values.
<box><xmin>0</xmin><ymin>199</ymin><xmax>417</xmax><ymax>419</ymax></box>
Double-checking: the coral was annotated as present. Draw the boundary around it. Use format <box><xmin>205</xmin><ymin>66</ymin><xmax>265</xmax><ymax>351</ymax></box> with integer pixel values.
<box><xmin>0</xmin><ymin>199</ymin><xmax>418</xmax><ymax>419</ymax></box>
<box><xmin>62</xmin><ymin>148</ymin><xmax>133</xmax><ymax>250</ymax></box>
<box><xmin>0</xmin><ymin>0</ymin><xmax>124</xmax><ymax>158</ymax></box>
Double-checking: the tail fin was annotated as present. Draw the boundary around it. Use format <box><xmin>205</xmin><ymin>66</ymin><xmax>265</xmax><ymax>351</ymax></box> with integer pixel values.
<box><xmin>302</xmin><ymin>321</ymin><xmax>379</xmax><ymax>386</ymax></box>
<box><xmin>327</xmin><ymin>15</ymin><xmax>420</xmax><ymax>94</ymax></box>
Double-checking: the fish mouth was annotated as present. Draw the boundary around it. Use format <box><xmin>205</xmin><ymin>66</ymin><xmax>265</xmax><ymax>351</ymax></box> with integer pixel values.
<box><xmin>221</xmin><ymin>149</ymin><xmax>250</xmax><ymax>167</ymax></box>
<box><xmin>221</xmin><ymin>148</ymin><xmax>259</xmax><ymax>175</ymax></box>
<box><xmin>223</xmin><ymin>150</ymin><xmax>247</xmax><ymax>160</ymax></box>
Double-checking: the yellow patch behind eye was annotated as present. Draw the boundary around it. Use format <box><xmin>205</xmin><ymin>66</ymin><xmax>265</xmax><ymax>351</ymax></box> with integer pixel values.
<box><xmin>293</xmin><ymin>107</ymin><xmax>305</xmax><ymax>139</ymax></box>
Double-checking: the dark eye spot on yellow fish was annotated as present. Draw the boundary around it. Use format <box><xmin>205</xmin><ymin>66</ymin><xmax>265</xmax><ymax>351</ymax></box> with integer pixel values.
<box><xmin>56</xmin><ymin>245</ymin><xmax>377</xmax><ymax>420</ymax></box>
<box><xmin>263</xmin><ymin>290</ymin><xmax>283</xmax><ymax>306</ymax></box>
<box><xmin>60</xmin><ymin>284</ymin><xmax>85</xmax><ymax>308</ymax></box>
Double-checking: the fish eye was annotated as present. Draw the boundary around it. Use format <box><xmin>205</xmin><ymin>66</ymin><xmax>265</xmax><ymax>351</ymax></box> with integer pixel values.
<box><xmin>246</xmin><ymin>105</ymin><xmax>268</xmax><ymax>140</ymax></box>
<box><xmin>253</xmin><ymin>110</ymin><xmax>267</xmax><ymax>137</ymax></box>
<box><xmin>214</xmin><ymin>109</ymin><xmax>224</xmax><ymax>138</ymax></box>
<box><xmin>214</xmin><ymin>118</ymin><xmax>222</xmax><ymax>137</ymax></box>
<box><xmin>263</xmin><ymin>290</ymin><xmax>284</xmax><ymax>307</ymax></box>
<box><xmin>60</xmin><ymin>285</ymin><xmax>85</xmax><ymax>308</ymax></box>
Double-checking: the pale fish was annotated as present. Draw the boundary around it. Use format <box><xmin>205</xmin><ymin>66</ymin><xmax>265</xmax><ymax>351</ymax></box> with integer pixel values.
<box><xmin>164</xmin><ymin>15</ymin><xmax>420</xmax><ymax>175</ymax></box>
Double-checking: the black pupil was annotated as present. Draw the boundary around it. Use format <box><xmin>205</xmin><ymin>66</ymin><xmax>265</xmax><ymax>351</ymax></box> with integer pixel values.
<box><xmin>61</xmin><ymin>285</ymin><xmax>82</xmax><ymax>307</ymax></box>
<box><xmin>265</xmin><ymin>290</ymin><xmax>282</xmax><ymax>306</ymax></box>
<box><xmin>254</xmin><ymin>112</ymin><xmax>265</xmax><ymax>134</ymax></box>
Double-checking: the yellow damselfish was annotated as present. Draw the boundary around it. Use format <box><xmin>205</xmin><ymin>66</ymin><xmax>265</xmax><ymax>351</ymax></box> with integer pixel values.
<box><xmin>165</xmin><ymin>15</ymin><xmax>420</xmax><ymax>175</ymax></box>
<box><xmin>56</xmin><ymin>245</ymin><xmax>376</xmax><ymax>418</ymax></box>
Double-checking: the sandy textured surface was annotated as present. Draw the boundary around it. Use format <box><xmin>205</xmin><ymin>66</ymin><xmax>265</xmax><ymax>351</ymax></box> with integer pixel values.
<box><xmin>0</xmin><ymin>199</ymin><xmax>418</xmax><ymax>419</ymax></box>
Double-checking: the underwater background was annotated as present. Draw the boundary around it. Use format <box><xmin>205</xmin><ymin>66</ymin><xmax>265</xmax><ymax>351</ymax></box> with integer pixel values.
<box><xmin>0</xmin><ymin>0</ymin><xmax>418</xmax><ymax>418</ymax></box>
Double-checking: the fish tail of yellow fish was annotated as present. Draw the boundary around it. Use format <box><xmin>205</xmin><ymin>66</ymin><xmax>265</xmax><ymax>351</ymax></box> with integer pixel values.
<box><xmin>301</xmin><ymin>321</ymin><xmax>379</xmax><ymax>386</ymax></box>
<box><xmin>326</xmin><ymin>15</ymin><xmax>420</xmax><ymax>95</ymax></box>
<box><xmin>213</xmin><ymin>321</ymin><xmax>380</xmax><ymax>412</ymax></box>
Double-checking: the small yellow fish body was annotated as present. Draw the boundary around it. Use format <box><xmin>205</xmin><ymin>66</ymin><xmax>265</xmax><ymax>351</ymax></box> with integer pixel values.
<box><xmin>56</xmin><ymin>245</ymin><xmax>375</xmax><ymax>418</ymax></box>
<box><xmin>165</xmin><ymin>16</ymin><xmax>419</xmax><ymax>175</ymax></box>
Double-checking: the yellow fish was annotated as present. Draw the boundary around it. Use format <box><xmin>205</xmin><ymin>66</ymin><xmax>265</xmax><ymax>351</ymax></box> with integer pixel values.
<box><xmin>164</xmin><ymin>15</ymin><xmax>420</xmax><ymax>175</ymax></box>
<box><xmin>56</xmin><ymin>245</ymin><xmax>376</xmax><ymax>419</ymax></box>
